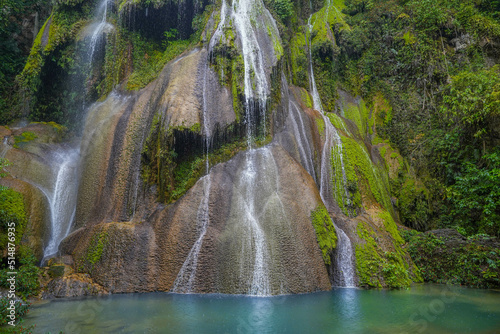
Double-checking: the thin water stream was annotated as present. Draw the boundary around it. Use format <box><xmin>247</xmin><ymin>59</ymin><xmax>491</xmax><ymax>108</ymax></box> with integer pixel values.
<box><xmin>307</xmin><ymin>6</ymin><xmax>355</xmax><ymax>287</ymax></box>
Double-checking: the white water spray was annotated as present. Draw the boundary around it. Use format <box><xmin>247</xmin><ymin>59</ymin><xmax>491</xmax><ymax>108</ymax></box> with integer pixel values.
<box><xmin>42</xmin><ymin>149</ymin><xmax>80</xmax><ymax>260</ymax></box>
<box><xmin>89</xmin><ymin>0</ymin><xmax>112</xmax><ymax>61</ymax></box>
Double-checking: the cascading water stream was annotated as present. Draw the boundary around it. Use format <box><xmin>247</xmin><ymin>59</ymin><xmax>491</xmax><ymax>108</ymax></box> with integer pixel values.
<box><xmin>289</xmin><ymin>100</ymin><xmax>316</xmax><ymax>182</ymax></box>
<box><xmin>42</xmin><ymin>150</ymin><xmax>80</xmax><ymax>261</ymax></box>
<box><xmin>307</xmin><ymin>16</ymin><xmax>323</xmax><ymax>113</ymax></box>
<box><xmin>172</xmin><ymin>58</ymin><xmax>213</xmax><ymax>293</ymax></box>
<box><xmin>231</xmin><ymin>0</ymin><xmax>270</xmax><ymax>145</ymax></box>
<box><xmin>232</xmin><ymin>0</ymin><xmax>277</xmax><ymax>295</ymax></box>
<box><xmin>174</xmin><ymin>0</ymin><xmax>280</xmax><ymax>295</ymax></box>
<box><xmin>42</xmin><ymin>0</ymin><xmax>113</xmax><ymax>262</ymax></box>
<box><xmin>307</xmin><ymin>9</ymin><xmax>356</xmax><ymax>287</ymax></box>
<box><xmin>89</xmin><ymin>0</ymin><xmax>111</xmax><ymax>61</ymax></box>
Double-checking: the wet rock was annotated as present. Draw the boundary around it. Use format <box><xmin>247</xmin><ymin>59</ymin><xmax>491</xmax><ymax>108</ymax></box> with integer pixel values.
<box><xmin>69</xmin><ymin>145</ymin><xmax>331</xmax><ymax>295</ymax></box>
<box><xmin>42</xmin><ymin>274</ymin><xmax>108</xmax><ymax>299</ymax></box>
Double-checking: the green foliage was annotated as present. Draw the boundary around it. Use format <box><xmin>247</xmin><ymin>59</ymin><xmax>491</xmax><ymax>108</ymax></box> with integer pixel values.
<box><xmin>289</xmin><ymin>32</ymin><xmax>309</xmax><ymax>88</ymax></box>
<box><xmin>270</xmin><ymin>0</ymin><xmax>294</xmax><ymax>22</ymax></box>
<box><xmin>441</xmin><ymin>66</ymin><xmax>500</xmax><ymax>139</ymax></box>
<box><xmin>406</xmin><ymin>230</ymin><xmax>500</xmax><ymax>288</ymax></box>
<box><xmin>0</xmin><ymin>158</ymin><xmax>10</xmax><ymax>178</ymax></box>
<box><xmin>445</xmin><ymin>151</ymin><xmax>500</xmax><ymax>237</ymax></box>
<box><xmin>126</xmin><ymin>36</ymin><xmax>191</xmax><ymax>90</ymax></box>
<box><xmin>0</xmin><ymin>182</ymin><xmax>39</xmax><ymax>300</ymax></box>
<box><xmin>330</xmin><ymin>0</ymin><xmax>500</xmax><ymax>236</ymax></box>
<box><xmin>396</xmin><ymin>178</ymin><xmax>430</xmax><ymax>231</ymax></box>
<box><xmin>0</xmin><ymin>0</ymin><xmax>44</xmax><ymax>123</ymax></box>
<box><xmin>344</xmin><ymin>0</ymin><xmax>373</xmax><ymax>15</ymax></box>
<box><xmin>162</xmin><ymin>28</ymin><xmax>178</xmax><ymax>48</ymax></box>
<box><xmin>0</xmin><ymin>187</ymin><xmax>27</xmax><ymax>245</ymax></box>
<box><xmin>142</xmin><ymin>112</ymin><xmax>269</xmax><ymax>203</ymax></box>
<box><xmin>0</xmin><ymin>251</ymin><xmax>40</xmax><ymax>300</ymax></box>
<box><xmin>310</xmin><ymin>205</ymin><xmax>337</xmax><ymax>265</ymax></box>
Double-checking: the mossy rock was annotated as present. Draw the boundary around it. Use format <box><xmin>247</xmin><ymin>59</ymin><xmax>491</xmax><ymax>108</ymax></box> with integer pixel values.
<box><xmin>48</xmin><ymin>264</ymin><xmax>68</xmax><ymax>278</ymax></box>
<box><xmin>354</xmin><ymin>218</ymin><xmax>413</xmax><ymax>289</ymax></box>
<box><xmin>311</xmin><ymin>204</ymin><xmax>337</xmax><ymax>265</ymax></box>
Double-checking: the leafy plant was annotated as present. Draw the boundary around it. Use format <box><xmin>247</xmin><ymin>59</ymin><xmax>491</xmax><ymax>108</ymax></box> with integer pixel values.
<box><xmin>441</xmin><ymin>66</ymin><xmax>500</xmax><ymax>139</ymax></box>
<box><xmin>445</xmin><ymin>151</ymin><xmax>500</xmax><ymax>237</ymax></box>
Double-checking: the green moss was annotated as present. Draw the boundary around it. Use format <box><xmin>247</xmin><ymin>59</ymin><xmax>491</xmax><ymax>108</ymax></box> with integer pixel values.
<box><xmin>361</xmin><ymin>100</ymin><xmax>374</xmax><ymax>135</ymax></box>
<box><xmin>378</xmin><ymin>210</ymin><xmax>404</xmax><ymax>245</ymax></box>
<box><xmin>310</xmin><ymin>205</ymin><xmax>337</xmax><ymax>265</ymax></box>
<box><xmin>32</xmin><ymin>121</ymin><xmax>67</xmax><ymax>133</ymax></box>
<box><xmin>231</xmin><ymin>55</ymin><xmax>245</xmax><ymax>122</ymax></box>
<box><xmin>126</xmin><ymin>37</ymin><xmax>191</xmax><ymax>91</ymax></box>
<box><xmin>342</xmin><ymin>100</ymin><xmax>371</xmax><ymax>137</ymax></box>
<box><xmin>18</xmin><ymin>15</ymin><xmax>49</xmax><ymax>91</ymax></box>
<box><xmin>327</xmin><ymin>112</ymin><xmax>349</xmax><ymax>134</ymax></box>
<box><xmin>84</xmin><ymin>230</ymin><xmax>109</xmax><ymax>272</ymax></box>
<box><xmin>267</xmin><ymin>24</ymin><xmax>283</xmax><ymax>60</ymax></box>
<box><xmin>379</xmin><ymin>143</ymin><xmax>430</xmax><ymax>231</ymax></box>
<box><xmin>355</xmin><ymin>221</ymin><xmax>411</xmax><ymax>288</ymax></box>
<box><xmin>299</xmin><ymin>88</ymin><xmax>313</xmax><ymax>109</ymax></box>
<box><xmin>330</xmin><ymin>140</ymin><xmax>359</xmax><ymax>216</ymax></box>
<box><xmin>397</xmin><ymin>178</ymin><xmax>431</xmax><ymax>231</ymax></box>
<box><xmin>355</xmin><ymin>222</ymin><xmax>383</xmax><ymax>288</ymax></box>
<box><xmin>344</xmin><ymin>103</ymin><xmax>363</xmax><ymax>135</ymax></box>
<box><xmin>13</xmin><ymin>132</ymin><xmax>38</xmax><ymax>149</ymax></box>
<box><xmin>142</xmin><ymin>111</ymin><xmax>270</xmax><ymax>203</ymax></box>
<box><xmin>290</xmin><ymin>32</ymin><xmax>308</xmax><ymax>87</ymax></box>
<box><xmin>341</xmin><ymin>135</ymin><xmax>391</xmax><ymax>211</ymax></box>
<box><xmin>0</xmin><ymin>187</ymin><xmax>27</xmax><ymax>247</ymax></box>
<box><xmin>315</xmin><ymin>116</ymin><xmax>325</xmax><ymax>137</ymax></box>
<box><xmin>310</xmin><ymin>2</ymin><xmax>349</xmax><ymax>46</ymax></box>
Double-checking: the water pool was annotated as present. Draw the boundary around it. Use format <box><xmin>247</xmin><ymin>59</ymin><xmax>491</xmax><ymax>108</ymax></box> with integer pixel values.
<box><xmin>24</xmin><ymin>284</ymin><xmax>500</xmax><ymax>333</ymax></box>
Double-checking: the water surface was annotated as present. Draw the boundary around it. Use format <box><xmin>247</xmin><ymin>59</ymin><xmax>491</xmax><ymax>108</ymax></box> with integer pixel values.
<box><xmin>25</xmin><ymin>284</ymin><xmax>500</xmax><ymax>333</ymax></box>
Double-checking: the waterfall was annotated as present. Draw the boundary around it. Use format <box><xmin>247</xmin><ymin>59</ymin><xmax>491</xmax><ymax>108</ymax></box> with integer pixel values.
<box><xmin>42</xmin><ymin>149</ymin><xmax>80</xmax><ymax>260</ymax></box>
<box><xmin>289</xmin><ymin>100</ymin><xmax>317</xmax><ymax>182</ymax></box>
<box><xmin>172</xmin><ymin>175</ymin><xmax>211</xmax><ymax>293</ymax></box>
<box><xmin>172</xmin><ymin>58</ymin><xmax>213</xmax><ymax>293</ymax></box>
<box><xmin>232</xmin><ymin>0</ymin><xmax>277</xmax><ymax>295</ymax></box>
<box><xmin>42</xmin><ymin>0</ymin><xmax>113</xmax><ymax>262</ymax></box>
<box><xmin>318</xmin><ymin>113</ymin><xmax>355</xmax><ymax>287</ymax></box>
<box><xmin>307</xmin><ymin>11</ymin><xmax>356</xmax><ymax>287</ymax></box>
<box><xmin>231</xmin><ymin>0</ymin><xmax>271</xmax><ymax>145</ymax></box>
<box><xmin>209</xmin><ymin>0</ymin><xmax>228</xmax><ymax>53</ymax></box>
<box><xmin>307</xmin><ymin>16</ymin><xmax>323</xmax><ymax>113</ymax></box>
<box><xmin>88</xmin><ymin>0</ymin><xmax>111</xmax><ymax>61</ymax></box>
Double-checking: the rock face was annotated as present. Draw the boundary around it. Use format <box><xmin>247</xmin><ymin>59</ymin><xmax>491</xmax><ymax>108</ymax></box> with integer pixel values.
<box><xmin>41</xmin><ymin>273</ymin><xmax>108</xmax><ymax>299</ymax></box>
<box><xmin>66</xmin><ymin>145</ymin><xmax>331</xmax><ymax>294</ymax></box>
<box><xmin>0</xmin><ymin>122</ymin><xmax>69</xmax><ymax>259</ymax></box>
<box><xmin>74</xmin><ymin>47</ymin><xmax>237</xmax><ymax>231</ymax></box>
